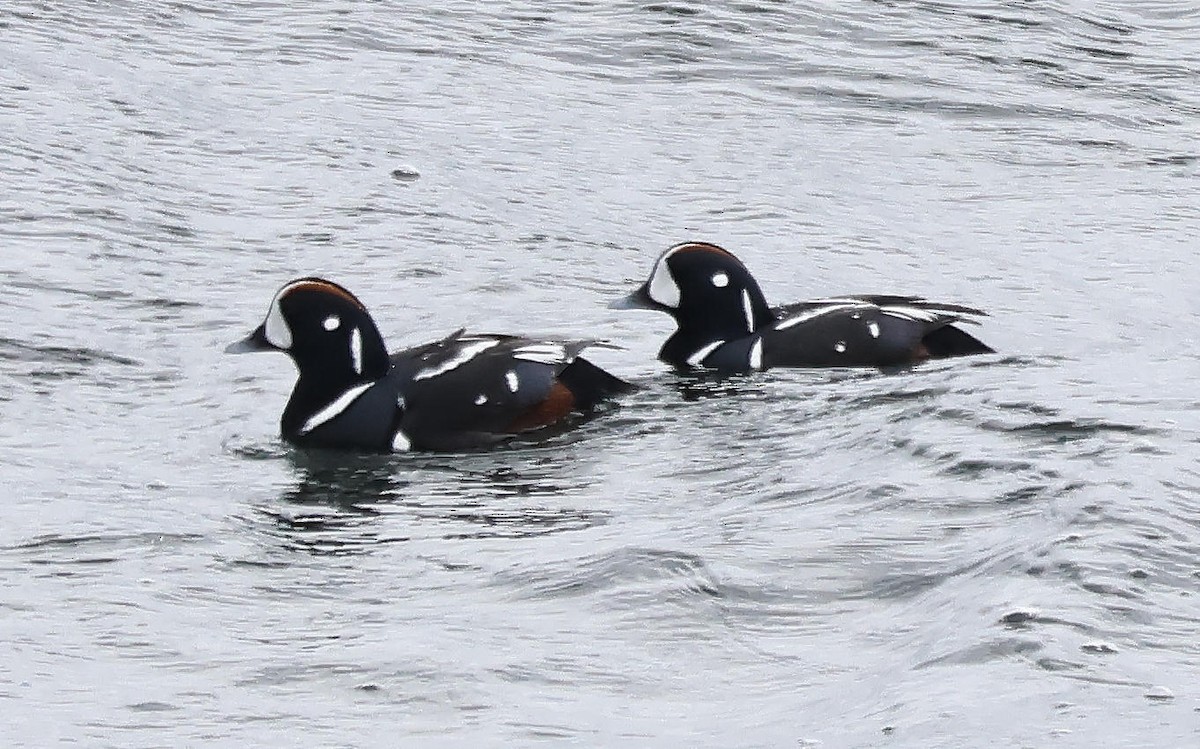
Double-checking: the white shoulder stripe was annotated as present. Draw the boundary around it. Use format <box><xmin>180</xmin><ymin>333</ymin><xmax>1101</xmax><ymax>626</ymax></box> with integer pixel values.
<box><xmin>413</xmin><ymin>340</ymin><xmax>499</xmax><ymax>380</ymax></box>
<box><xmin>774</xmin><ymin>303</ymin><xmax>866</xmax><ymax>331</ymax></box>
<box><xmin>748</xmin><ymin>338</ymin><xmax>763</xmax><ymax>370</ymax></box>
<box><xmin>391</xmin><ymin>429</ymin><xmax>411</xmax><ymax>451</ymax></box>
<box><xmin>299</xmin><ymin>382</ymin><xmax>375</xmax><ymax>435</ymax></box>
<box><xmin>686</xmin><ymin>340</ymin><xmax>725</xmax><ymax>367</ymax></box>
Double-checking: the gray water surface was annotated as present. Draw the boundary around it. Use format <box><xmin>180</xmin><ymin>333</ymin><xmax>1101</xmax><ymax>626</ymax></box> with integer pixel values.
<box><xmin>2</xmin><ymin>1</ymin><xmax>1199</xmax><ymax>746</ymax></box>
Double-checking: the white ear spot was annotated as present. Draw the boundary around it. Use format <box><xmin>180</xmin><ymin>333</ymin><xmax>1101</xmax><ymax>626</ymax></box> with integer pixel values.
<box><xmin>323</xmin><ymin>315</ymin><xmax>341</xmax><ymax>331</ymax></box>
<box><xmin>474</xmin><ymin>394</ymin><xmax>488</xmax><ymax>406</ymax></box>
<box><xmin>711</xmin><ymin>272</ymin><xmax>729</xmax><ymax>288</ymax></box>
<box><xmin>505</xmin><ymin>370</ymin><xmax>520</xmax><ymax>393</ymax></box>
<box><xmin>867</xmin><ymin>322</ymin><xmax>880</xmax><ymax>338</ymax></box>
<box><xmin>835</xmin><ymin>341</ymin><xmax>847</xmax><ymax>353</ymax></box>
<box><xmin>350</xmin><ymin>328</ymin><xmax>363</xmax><ymax>375</ymax></box>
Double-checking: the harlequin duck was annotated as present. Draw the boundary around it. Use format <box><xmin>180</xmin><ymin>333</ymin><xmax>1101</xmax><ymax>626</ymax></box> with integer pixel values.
<box><xmin>226</xmin><ymin>277</ymin><xmax>633</xmax><ymax>451</ymax></box>
<box><xmin>612</xmin><ymin>242</ymin><xmax>993</xmax><ymax>371</ymax></box>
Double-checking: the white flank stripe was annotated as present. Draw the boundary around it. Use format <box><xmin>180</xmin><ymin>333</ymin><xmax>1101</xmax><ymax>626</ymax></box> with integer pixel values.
<box><xmin>867</xmin><ymin>321</ymin><xmax>881</xmax><ymax>338</ymax></box>
<box><xmin>413</xmin><ymin>340</ymin><xmax>498</xmax><ymax>380</ymax></box>
<box><xmin>774</xmin><ymin>303</ymin><xmax>864</xmax><ymax>331</ymax></box>
<box><xmin>505</xmin><ymin>370</ymin><xmax>520</xmax><ymax>393</ymax></box>
<box><xmin>748</xmin><ymin>338</ymin><xmax>763</xmax><ymax>370</ymax></box>
<box><xmin>299</xmin><ymin>382</ymin><xmax>374</xmax><ymax>435</ymax></box>
<box><xmin>350</xmin><ymin>327</ymin><xmax>363</xmax><ymax>374</ymax></box>
<box><xmin>741</xmin><ymin>289</ymin><xmax>755</xmax><ymax>332</ymax></box>
<box><xmin>686</xmin><ymin>340</ymin><xmax>725</xmax><ymax>367</ymax></box>
<box><xmin>512</xmin><ymin>343</ymin><xmax>568</xmax><ymax>365</ymax></box>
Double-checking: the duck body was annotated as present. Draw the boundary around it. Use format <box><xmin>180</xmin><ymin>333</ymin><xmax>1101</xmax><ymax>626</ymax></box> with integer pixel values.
<box><xmin>228</xmin><ymin>278</ymin><xmax>631</xmax><ymax>451</ymax></box>
<box><xmin>614</xmin><ymin>242</ymin><xmax>993</xmax><ymax>373</ymax></box>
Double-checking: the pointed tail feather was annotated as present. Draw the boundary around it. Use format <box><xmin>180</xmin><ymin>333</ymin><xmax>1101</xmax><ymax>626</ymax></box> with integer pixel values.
<box><xmin>558</xmin><ymin>357</ymin><xmax>636</xmax><ymax>410</ymax></box>
<box><xmin>922</xmin><ymin>324</ymin><xmax>994</xmax><ymax>358</ymax></box>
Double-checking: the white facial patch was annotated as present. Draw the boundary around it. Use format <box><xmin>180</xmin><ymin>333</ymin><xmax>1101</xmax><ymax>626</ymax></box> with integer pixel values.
<box><xmin>835</xmin><ymin>341</ymin><xmax>847</xmax><ymax>353</ymax></box>
<box><xmin>350</xmin><ymin>328</ymin><xmax>363</xmax><ymax>375</ymax></box>
<box><xmin>647</xmin><ymin>254</ymin><xmax>681</xmax><ymax>308</ymax></box>
<box><xmin>323</xmin><ymin>315</ymin><xmax>340</xmax><ymax>331</ymax></box>
<box><xmin>711</xmin><ymin>272</ymin><xmax>729</xmax><ymax>288</ymax></box>
<box><xmin>505</xmin><ymin>370</ymin><xmax>520</xmax><ymax>393</ymax></box>
<box><xmin>867</xmin><ymin>321</ymin><xmax>881</xmax><ymax>338</ymax></box>
<box><xmin>474</xmin><ymin>394</ymin><xmax>488</xmax><ymax>406</ymax></box>
<box><xmin>741</xmin><ymin>289</ymin><xmax>755</xmax><ymax>332</ymax></box>
<box><xmin>263</xmin><ymin>295</ymin><xmax>293</xmax><ymax>349</ymax></box>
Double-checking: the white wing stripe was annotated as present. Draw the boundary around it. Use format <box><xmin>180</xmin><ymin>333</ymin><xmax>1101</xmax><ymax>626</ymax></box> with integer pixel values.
<box><xmin>774</xmin><ymin>303</ymin><xmax>866</xmax><ymax>331</ymax></box>
<box><xmin>880</xmin><ymin>305</ymin><xmax>955</xmax><ymax>323</ymax></box>
<box><xmin>413</xmin><ymin>340</ymin><xmax>499</xmax><ymax>380</ymax></box>
<box><xmin>511</xmin><ymin>343</ymin><xmax>569</xmax><ymax>365</ymax></box>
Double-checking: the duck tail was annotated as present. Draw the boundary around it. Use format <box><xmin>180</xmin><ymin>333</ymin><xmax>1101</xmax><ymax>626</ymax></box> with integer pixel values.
<box><xmin>558</xmin><ymin>357</ymin><xmax>636</xmax><ymax>410</ymax></box>
<box><xmin>922</xmin><ymin>324</ymin><xmax>994</xmax><ymax>358</ymax></box>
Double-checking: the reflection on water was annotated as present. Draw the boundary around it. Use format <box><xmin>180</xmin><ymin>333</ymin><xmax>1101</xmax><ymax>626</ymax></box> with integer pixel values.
<box><xmin>4</xmin><ymin>0</ymin><xmax>1200</xmax><ymax>744</ymax></box>
<box><xmin>252</xmin><ymin>446</ymin><xmax>611</xmax><ymax>555</ymax></box>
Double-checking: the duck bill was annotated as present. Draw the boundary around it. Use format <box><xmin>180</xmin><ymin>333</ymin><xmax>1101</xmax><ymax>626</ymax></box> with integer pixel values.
<box><xmin>224</xmin><ymin>324</ymin><xmax>274</xmax><ymax>354</ymax></box>
<box><xmin>609</xmin><ymin>284</ymin><xmax>656</xmax><ymax>311</ymax></box>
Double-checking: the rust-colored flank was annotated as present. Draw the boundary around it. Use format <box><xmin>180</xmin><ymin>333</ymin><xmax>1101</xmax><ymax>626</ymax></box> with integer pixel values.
<box><xmin>506</xmin><ymin>381</ymin><xmax>577</xmax><ymax>432</ymax></box>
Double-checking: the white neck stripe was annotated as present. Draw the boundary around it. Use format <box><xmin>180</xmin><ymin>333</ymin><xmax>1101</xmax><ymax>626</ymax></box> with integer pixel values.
<box><xmin>686</xmin><ymin>340</ymin><xmax>725</xmax><ymax>367</ymax></box>
<box><xmin>299</xmin><ymin>382</ymin><xmax>374</xmax><ymax>435</ymax></box>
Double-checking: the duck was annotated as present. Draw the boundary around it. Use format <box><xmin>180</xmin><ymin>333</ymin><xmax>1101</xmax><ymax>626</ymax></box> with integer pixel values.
<box><xmin>612</xmin><ymin>241</ymin><xmax>993</xmax><ymax>371</ymax></box>
<box><xmin>226</xmin><ymin>277</ymin><xmax>632</xmax><ymax>451</ymax></box>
